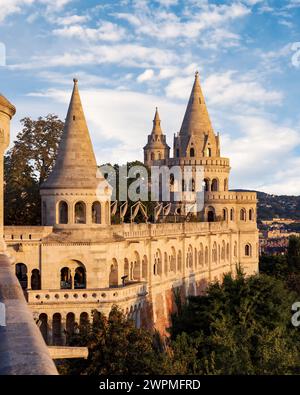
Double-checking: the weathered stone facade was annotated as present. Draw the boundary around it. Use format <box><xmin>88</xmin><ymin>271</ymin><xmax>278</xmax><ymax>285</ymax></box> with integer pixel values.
<box><xmin>3</xmin><ymin>73</ymin><xmax>259</xmax><ymax>344</ymax></box>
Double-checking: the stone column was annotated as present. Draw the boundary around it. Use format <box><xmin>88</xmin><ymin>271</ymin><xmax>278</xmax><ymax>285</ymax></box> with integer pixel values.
<box><xmin>0</xmin><ymin>97</ymin><xmax>15</xmax><ymax>252</ymax></box>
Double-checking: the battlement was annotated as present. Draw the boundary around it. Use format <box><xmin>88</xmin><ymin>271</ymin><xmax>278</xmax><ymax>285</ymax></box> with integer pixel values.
<box><xmin>205</xmin><ymin>191</ymin><xmax>257</xmax><ymax>203</ymax></box>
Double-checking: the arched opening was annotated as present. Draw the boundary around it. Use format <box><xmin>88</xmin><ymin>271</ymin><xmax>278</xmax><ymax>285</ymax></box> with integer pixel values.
<box><xmin>58</xmin><ymin>201</ymin><xmax>68</xmax><ymax>224</ymax></box>
<box><xmin>109</xmin><ymin>259</ymin><xmax>118</xmax><ymax>287</ymax></box>
<box><xmin>190</xmin><ymin>147</ymin><xmax>195</xmax><ymax>157</ymax></box>
<box><xmin>222</xmin><ymin>208</ymin><xmax>228</xmax><ymax>221</ymax></box>
<box><xmin>207</xmin><ymin>147</ymin><xmax>212</xmax><ymax>157</ymax></box>
<box><xmin>205</xmin><ymin>246</ymin><xmax>209</xmax><ymax>265</ymax></box>
<box><xmin>74</xmin><ymin>266</ymin><xmax>86</xmax><ymax>289</ymax></box>
<box><xmin>124</xmin><ymin>258</ymin><xmax>129</xmax><ymax>283</ymax></box>
<box><xmin>52</xmin><ymin>313</ymin><xmax>62</xmax><ymax>345</ymax></box>
<box><xmin>154</xmin><ymin>250</ymin><xmax>162</xmax><ymax>276</ymax></box>
<box><xmin>230</xmin><ymin>208</ymin><xmax>234</xmax><ymax>221</ymax></box>
<box><xmin>211</xmin><ymin>178</ymin><xmax>218</xmax><ymax>191</ymax></box>
<box><xmin>158</xmin><ymin>152</ymin><xmax>162</xmax><ymax>160</ymax></box>
<box><xmin>199</xmin><ymin>244</ymin><xmax>204</xmax><ymax>266</ymax></box>
<box><xmin>133</xmin><ymin>252</ymin><xmax>141</xmax><ymax>280</ymax></box>
<box><xmin>74</xmin><ymin>201</ymin><xmax>86</xmax><ymax>224</ymax></box>
<box><xmin>234</xmin><ymin>242</ymin><xmax>237</xmax><ymax>257</ymax></box>
<box><xmin>151</xmin><ymin>152</ymin><xmax>155</xmax><ymax>161</ymax></box>
<box><xmin>249</xmin><ymin>209</ymin><xmax>254</xmax><ymax>221</ymax></box>
<box><xmin>187</xmin><ymin>245</ymin><xmax>193</xmax><ymax>269</ymax></box>
<box><xmin>204</xmin><ymin>179</ymin><xmax>210</xmax><ymax>192</ymax></box>
<box><xmin>66</xmin><ymin>313</ymin><xmax>75</xmax><ymax>344</ymax></box>
<box><xmin>31</xmin><ymin>269</ymin><xmax>41</xmax><ymax>290</ymax></box>
<box><xmin>207</xmin><ymin>207</ymin><xmax>215</xmax><ymax>222</ymax></box>
<box><xmin>142</xmin><ymin>256</ymin><xmax>148</xmax><ymax>280</ymax></box>
<box><xmin>226</xmin><ymin>243</ymin><xmax>230</xmax><ymax>260</ymax></box>
<box><xmin>15</xmin><ymin>263</ymin><xmax>28</xmax><ymax>290</ymax></box>
<box><xmin>245</xmin><ymin>244</ymin><xmax>251</xmax><ymax>257</ymax></box>
<box><xmin>39</xmin><ymin>313</ymin><xmax>48</xmax><ymax>344</ymax></box>
<box><xmin>92</xmin><ymin>201</ymin><xmax>101</xmax><ymax>224</ymax></box>
<box><xmin>60</xmin><ymin>267</ymin><xmax>72</xmax><ymax>289</ymax></box>
<box><xmin>240</xmin><ymin>208</ymin><xmax>246</xmax><ymax>221</ymax></box>
<box><xmin>176</xmin><ymin>149</ymin><xmax>179</xmax><ymax>158</ymax></box>
<box><xmin>80</xmin><ymin>312</ymin><xmax>89</xmax><ymax>334</ymax></box>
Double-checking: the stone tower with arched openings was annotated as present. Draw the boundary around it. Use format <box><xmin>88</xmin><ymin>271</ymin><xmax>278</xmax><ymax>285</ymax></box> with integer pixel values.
<box><xmin>40</xmin><ymin>79</ymin><xmax>111</xmax><ymax>229</ymax></box>
<box><xmin>143</xmin><ymin>107</ymin><xmax>170</xmax><ymax>167</ymax></box>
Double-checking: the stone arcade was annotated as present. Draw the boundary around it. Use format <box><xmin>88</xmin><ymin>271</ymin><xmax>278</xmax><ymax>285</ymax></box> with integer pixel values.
<box><xmin>1</xmin><ymin>73</ymin><xmax>258</xmax><ymax>345</ymax></box>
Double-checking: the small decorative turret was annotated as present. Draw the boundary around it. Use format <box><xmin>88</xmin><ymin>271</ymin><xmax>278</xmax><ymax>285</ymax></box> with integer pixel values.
<box><xmin>143</xmin><ymin>107</ymin><xmax>170</xmax><ymax>166</ymax></box>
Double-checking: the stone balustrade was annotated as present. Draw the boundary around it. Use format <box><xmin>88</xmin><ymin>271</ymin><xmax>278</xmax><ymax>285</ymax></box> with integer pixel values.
<box><xmin>28</xmin><ymin>282</ymin><xmax>148</xmax><ymax>305</ymax></box>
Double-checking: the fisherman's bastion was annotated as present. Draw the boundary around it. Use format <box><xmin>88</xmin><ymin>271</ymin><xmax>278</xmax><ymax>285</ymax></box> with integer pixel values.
<box><xmin>0</xmin><ymin>72</ymin><xmax>259</xmax><ymax>346</ymax></box>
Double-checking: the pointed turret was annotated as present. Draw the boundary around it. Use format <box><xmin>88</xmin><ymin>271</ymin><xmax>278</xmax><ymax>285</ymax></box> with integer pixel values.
<box><xmin>143</xmin><ymin>107</ymin><xmax>170</xmax><ymax>166</ymax></box>
<box><xmin>174</xmin><ymin>72</ymin><xmax>220</xmax><ymax>158</ymax></box>
<box><xmin>152</xmin><ymin>107</ymin><xmax>162</xmax><ymax>135</ymax></box>
<box><xmin>42</xmin><ymin>79</ymin><xmax>99</xmax><ymax>189</ymax></box>
<box><xmin>180</xmin><ymin>71</ymin><xmax>213</xmax><ymax>136</ymax></box>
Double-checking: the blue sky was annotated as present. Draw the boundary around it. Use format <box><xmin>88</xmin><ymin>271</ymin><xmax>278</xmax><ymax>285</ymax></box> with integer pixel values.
<box><xmin>0</xmin><ymin>0</ymin><xmax>300</xmax><ymax>195</ymax></box>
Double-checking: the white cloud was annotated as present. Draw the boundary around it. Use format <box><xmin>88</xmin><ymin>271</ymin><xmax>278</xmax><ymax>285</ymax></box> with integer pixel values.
<box><xmin>137</xmin><ymin>69</ymin><xmax>155</xmax><ymax>82</ymax></box>
<box><xmin>55</xmin><ymin>14</ymin><xmax>89</xmax><ymax>26</ymax></box>
<box><xmin>53</xmin><ymin>21</ymin><xmax>126</xmax><ymax>42</ymax></box>
<box><xmin>9</xmin><ymin>44</ymin><xmax>178</xmax><ymax>70</ymax></box>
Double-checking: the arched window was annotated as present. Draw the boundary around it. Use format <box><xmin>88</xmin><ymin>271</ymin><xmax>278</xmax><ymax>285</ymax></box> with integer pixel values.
<box><xmin>74</xmin><ymin>201</ymin><xmax>86</xmax><ymax>224</ymax></box>
<box><xmin>66</xmin><ymin>313</ymin><xmax>75</xmax><ymax>344</ymax></box>
<box><xmin>80</xmin><ymin>312</ymin><xmax>89</xmax><ymax>334</ymax></box>
<box><xmin>92</xmin><ymin>201</ymin><xmax>101</xmax><ymax>224</ymax></box>
<box><xmin>222</xmin><ymin>208</ymin><xmax>227</xmax><ymax>221</ymax></box>
<box><xmin>60</xmin><ymin>267</ymin><xmax>72</xmax><ymax>289</ymax></box>
<box><xmin>74</xmin><ymin>266</ymin><xmax>86</xmax><ymax>289</ymax></box>
<box><xmin>164</xmin><ymin>252</ymin><xmax>168</xmax><ymax>275</ymax></box>
<box><xmin>15</xmin><ymin>263</ymin><xmax>28</xmax><ymax>290</ymax></box>
<box><xmin>230</xmin><ymin>208</ymin><xmax>234</xmax><ymax>221</ymax></box>
<box><xmin>124</xmin><ymin>259</ymin><xmax>129</xmax><ymax>283</ymax></box>
<box><xmin>176</xmin><ymin>149</ymin><xmax>179</xmax><ymax>158</ymax></box>
<box><xmin>31</xmin><ymin>269</ymin><xmax>41</xmax><ymax>290</ymax></box>
<box><xmin>234</xmin><ymin>242</ymin><xmax>237</xmax><ymax>257</ymax></box>
<box><xmin>249</xmin><ymin>209</ymin><xmax>254</xmax><ymax>221</ymax></box>
<box><xmin>205</xmin><ymin>246</ymin><xmax>209</xmax><ymax>265</ymax></box>
<box><xmin>226</xmin><ymin>243</ymin><xmax>230</xmax><ymax>260</ymax></box>
<box><xmin>211</xmin><ymin>179</ymin><xmax>218</xmax><ymax>191</ymax></box>
<box><xmin>39</xmin><ymin>314</ymin><xmax>48</xmax><ymax>343</ymax></box>
<box><xmin>151</xmin><ymin>152</ymin><xmax>155</xmax><ymax>161</ymax></box>
<box><xmin>245</xmin><ymin>244</ymin><xmax>251</xmax><ymax>257</ymax></box>
<box><xmin>190</xmin><ymin>148</ymin><xmax>195</xmax><ymax>157</ymax></box>
<box><xmin>58</xmin><ymin>201</ymin><xmax>68</xmax><ymax>224</ymax></box>
<box><xmin>204</xmin><ymin>179</ymin><xmax>210</xmax><ymax>192</ymax></box>
<box><xmin>187</xmin><ymin>245</ymin><xmax>193</xmax><ymax>268</ymax></box>
<box><xmin>240</xmin><ymin>208</ymin><xmax>246</xmax><ymax>221</ymax></box>
<box><xmin>158</xmin><ymin>152</ymin><xmax>162</xmax><ymax>160</ymax></box>
<box><xmin>207</xmin><ymin>207</ymin><xmax>215</xmax><ymax>222</ymax></box>
<box><xmin>142</xmin><ymin>256</ymin><xmax>148</xmax><ymax>280</ymax></box>
<box><xmin>207</xmin><ymin>148</ymin><xmax>212</xmax><ymax>157</ymax></box>
<box><xmin>221</xmin><ymin>241</ymin><xmax>225</xmax><ymax>261</ymax></box>
<box><xmin>52</xmin><ymin>313</ymin><xmax>62</xmax><ymax>346</ymax></box>
<box><xmin>109</xmin><ymin>259</ymin><xmax>118</xmax><ymax>287</ymax></box>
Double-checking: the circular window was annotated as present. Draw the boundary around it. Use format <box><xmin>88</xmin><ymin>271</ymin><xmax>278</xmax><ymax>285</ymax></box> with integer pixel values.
<box><xmin>101</xmin><ymin>293</ymin><xmax>106</xmax><ymax>298</ymax></box>
<box><xmin>83</xmin><ymin>293</ymin><xmax>87</xmax><ymax>298</ymax></box>
<box><xmin>35</xmin><ymin>295</ymin><xmax>40</xmax><ymax>300</ymax></box>
<box><xmin>92</xmin><ymin>293</ymin><xmax>97</xmax><ymax>298</ymax></box>
<box><xmin>55</xmin><ymin>294</ymin><xmax>59</xmax><ymax>299</ymax></box>
<box><xmin>45</xmin><ymin>294</ymin><xmax>50</xmax><ymax>299</ymax></box>
<box><xmin>73</xmin><ymin>294</ymin><xmax>78</xmax><ymax>299</ymax></box>
<box><xmin>64</xmin><ymin>294</ymin><xmax>69</xmax><ymax>299</ymax></box>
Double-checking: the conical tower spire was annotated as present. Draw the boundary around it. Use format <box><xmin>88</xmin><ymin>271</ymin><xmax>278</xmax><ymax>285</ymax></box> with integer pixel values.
<box><xmin>42</xmin><ymin>79</ymin><xmax>99</xmax><ymax>189</ymax></box>
<box><xmin>179</xmin><ymin>71</ymin><xmax>214</xmax><ymax>136</ymax></box>
<box><xmin>152</xmin><ymin>107</ymin><xmax>162</xmax><ymax>135</ymax></box>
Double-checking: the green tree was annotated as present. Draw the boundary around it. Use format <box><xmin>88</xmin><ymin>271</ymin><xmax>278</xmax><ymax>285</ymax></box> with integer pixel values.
<box><xmin>59</xmin><ymin>306</ymin><xmax>168</xmax><ymax>375</ymax></box>
<box><xmin>4</xmin><ymin>114</ymin><xmax>63</xmax><ymax>225</ymax></box>
<box><xmin>287</xmin><ymin>235</ymin><xmax>300</xmax><ymax>272</ymax></box>
<box><xmin>170</xmin><ymin>270</ymin><xmax>300</xmax><ymax>375</ymax></box>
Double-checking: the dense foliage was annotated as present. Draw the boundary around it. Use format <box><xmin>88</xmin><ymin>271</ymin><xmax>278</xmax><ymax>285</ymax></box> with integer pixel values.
<box><xmin>59</xmin><ymin>262</ymin><xmax>300</xmax><ymax>375</ymax></box>
<box><xmin>4</xmin><ymin>115</ymin><xmax>64</xmax><ymax>225</ymax></box>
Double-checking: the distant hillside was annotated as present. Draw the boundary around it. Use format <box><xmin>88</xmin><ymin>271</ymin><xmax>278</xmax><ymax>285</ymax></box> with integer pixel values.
<box><xmin>232</xmin><ymin>190</ymin><xmax>300</xmax><ymax>221</ymax></box>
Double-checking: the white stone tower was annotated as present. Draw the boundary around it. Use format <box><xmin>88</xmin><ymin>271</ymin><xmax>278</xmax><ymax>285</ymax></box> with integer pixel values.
<box><xmin>40</xmin><ymin>79</ymin><xmax>111</xmax><ymax>230</ymax></box>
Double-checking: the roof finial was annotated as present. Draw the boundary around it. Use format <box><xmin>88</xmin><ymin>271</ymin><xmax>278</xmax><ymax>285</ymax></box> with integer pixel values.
<box><xmin>73</xmin><ymin>78</ymin><xmax>78</xmax><ymax>84</ymax></box>
<box><xmin>195</xmin><ymin>71</ymin><xmax>199</xmax><ymax>78</ymax></box>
